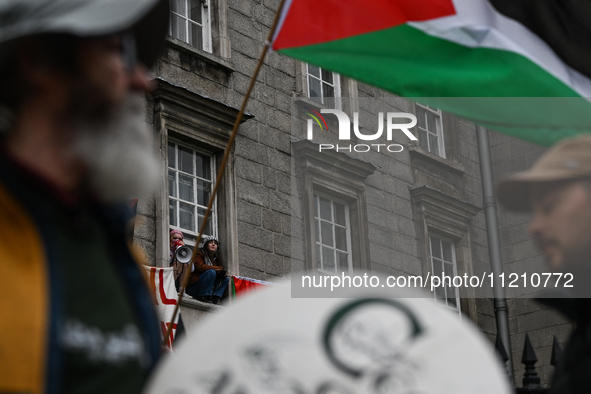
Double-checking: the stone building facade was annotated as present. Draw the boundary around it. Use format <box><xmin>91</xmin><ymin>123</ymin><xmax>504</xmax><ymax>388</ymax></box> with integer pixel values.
<box><xmin>132</xmin><ymin>0</ymin><xmax>571</xmax><ymax>385</ymax></box>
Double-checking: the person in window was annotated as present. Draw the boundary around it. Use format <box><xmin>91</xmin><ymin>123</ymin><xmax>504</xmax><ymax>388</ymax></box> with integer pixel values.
<box><xmin>0</xmin><ymin>0</ymin><xmax>168</xmax><ymax>392</ymax></box>
<box><xmin>186</xmin><ymin>236</ymin><xmax>228</xmax><ymax>304</ymax></box>
<box><xmin>169</xmin><ymin>229</ymin><xmax>190</xmax><ymax>291</ymax></box>
<box><xmin>170</xmin><ymin>229</ymin><xmax>185</xmax><ymax>258</ymax></box>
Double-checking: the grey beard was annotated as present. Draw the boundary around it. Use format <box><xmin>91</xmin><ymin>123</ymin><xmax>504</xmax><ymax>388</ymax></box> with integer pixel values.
<box><xmin>73</xmin><ymin>94</ymin><xmax>160</xmax><ymax>202</ymax></box>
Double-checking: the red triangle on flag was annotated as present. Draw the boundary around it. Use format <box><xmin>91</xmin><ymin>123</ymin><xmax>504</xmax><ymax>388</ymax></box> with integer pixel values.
<box><xmin>273</xmin><ymin>0</ymin><xmax>456</xmax><ymax>50</ymax></box>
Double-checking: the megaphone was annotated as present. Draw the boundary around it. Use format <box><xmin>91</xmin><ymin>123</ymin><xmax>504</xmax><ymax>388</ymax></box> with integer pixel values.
<box><xmin>174</xmin><ymin>245</ymin><xmax>193</xmax><ymax>264</ymax></box>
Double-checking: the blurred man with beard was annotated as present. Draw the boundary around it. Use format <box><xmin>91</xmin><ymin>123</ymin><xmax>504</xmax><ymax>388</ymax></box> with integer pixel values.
<box><xmin>0</xmin><ymin>0</ymin><xmax>169</xmax><ymax>393</ymax></box>
<box><xmin>497</xmin><ymin>134</ymin><xmax>591</xmax><ymax>394</ymax></box>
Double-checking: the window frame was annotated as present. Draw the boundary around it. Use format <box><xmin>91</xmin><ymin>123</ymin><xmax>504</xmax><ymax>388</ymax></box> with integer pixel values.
<box><xmin>150</xmin><ymin>79</ymin><xmax>253</xmax><ymax>269</ymax></box>
<box><xmin>415</xmin><ymin>103</ymin><xmax>445</xmax><ymax>158</ymax></box>
<box><xmin>167</xmin><ymin>139</ymin><xmax>218</xmax><ymax>245</ymax></box>
<box><xmin>428</xmin><ymin>234</ymin><xmax>461</xmax><ymax>314</ymax></box>
<box><xmin>313</xmin><ymin>191</ymin><xmax>353</xmax><ymax>274</ymax></box>
<box><xmin>305</xmin><ymin>63</ymin><xmax>341</xmax><ymax>110</ymax></box>
<box><xmin>410</xmin><ymin>186</ymin><xmax>481</xmax><ymax>320</ymax></box>
<box><xmin>293</xmin><ymin>140</ymin><xmax>376</xmax><ymax>273</ymax></box>
<box><xmin>170</xmin><ymin>0</ymin><xmax>213</xmax><ymax>53</ymax></box>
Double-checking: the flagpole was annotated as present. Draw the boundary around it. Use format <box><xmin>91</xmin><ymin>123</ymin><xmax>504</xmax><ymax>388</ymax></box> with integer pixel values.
<box><xmin>162</xmin><ymin>0</ymin><xmax>288</xmax><ymax>348</ymax></box>
<box><xmin>476</xmin><ymin>125</ymin><xmax>514</xmax><ymax>382</ymax></box>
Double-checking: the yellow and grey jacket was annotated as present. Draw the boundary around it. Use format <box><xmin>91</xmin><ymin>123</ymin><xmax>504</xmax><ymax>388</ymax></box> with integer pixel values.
<box><xmin>0</xmin><ymin>158</ymin><xmax>161</xmax><ymax>394</ymax></box>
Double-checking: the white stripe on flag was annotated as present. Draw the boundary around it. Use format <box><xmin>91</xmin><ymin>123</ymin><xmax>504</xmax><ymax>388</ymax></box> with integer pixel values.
<box><xmin>144</xmin><ymin>266</ymin><xmax>180</xmax><ymax>348</ymax></box>
<box><xmin>409</xmin><ymin>0</ymin><xmax>591</xmax><ymax>97</ymax></box>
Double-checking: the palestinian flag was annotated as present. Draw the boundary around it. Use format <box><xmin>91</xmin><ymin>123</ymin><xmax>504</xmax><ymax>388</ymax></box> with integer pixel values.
<box><xmin>272</xmin><ymin>0</ymin><xmax>591</xmax><ymax>146</ymax></box>
<box><xmin>230</xmin><ymin>275</ymin><xmax>275</xmax><ymax>298</ymax></box>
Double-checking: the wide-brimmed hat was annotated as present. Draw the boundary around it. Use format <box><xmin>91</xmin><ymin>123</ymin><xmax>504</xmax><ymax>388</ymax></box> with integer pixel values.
<box><xmin>497</xmin><ymin>134</ymin><xmax>591</xmax><ymax>211</ymax></box>
<box><xmin>0</xmin><ymin>0</ymin><xmax>169</xmax><ymax>69</ymax></box>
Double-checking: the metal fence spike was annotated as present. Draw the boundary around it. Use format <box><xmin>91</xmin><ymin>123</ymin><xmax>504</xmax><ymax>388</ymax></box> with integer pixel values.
<box><xmin>521</xmin><ymin>334</ymin><xmax>542</xmax><ymax>388</ymax></box>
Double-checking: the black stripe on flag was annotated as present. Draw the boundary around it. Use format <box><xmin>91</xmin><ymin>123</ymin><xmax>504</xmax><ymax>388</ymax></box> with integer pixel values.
<box><xmin>490</xmin><ymin>0</ymin><xmax>591</xmax><ymax>79</ymax></box>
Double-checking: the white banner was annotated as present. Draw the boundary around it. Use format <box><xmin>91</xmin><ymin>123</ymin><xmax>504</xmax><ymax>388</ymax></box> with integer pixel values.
<box><xmin>144</xmin><ymin>266</ymin><xmax>180</xmax><ymax>349</ymax></box>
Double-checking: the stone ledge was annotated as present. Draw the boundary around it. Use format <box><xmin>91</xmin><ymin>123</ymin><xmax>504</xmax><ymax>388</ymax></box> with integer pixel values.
<box><xmin>408</xmin><ymin>144</ymin><xmax>466</xmax><ymax>174</ymax></box>
<box><xmin>180</xmin><ymin>295</ymin><xmax>223</xmax><ymax>311</ymax></box>
<box><xmin>179</xmin><ymin>296</ymin><xmax>223</xmax><ymax>331</ymax></box>
<box><xmin>165</xmin><ymin>36</ymin><xmax>235</xmax><ymax>74</ymax></box>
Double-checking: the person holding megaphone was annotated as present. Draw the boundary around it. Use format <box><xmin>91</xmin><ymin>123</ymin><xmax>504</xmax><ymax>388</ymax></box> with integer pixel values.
<box><xmin>170</xmin><ymin>230</ymin><xmax>193</xmax><ymax>291</ymax></box>
<box><xmin>184</xmin><ymin>235</ymin><xmax>228</xmax><ymax>305</ymax></box>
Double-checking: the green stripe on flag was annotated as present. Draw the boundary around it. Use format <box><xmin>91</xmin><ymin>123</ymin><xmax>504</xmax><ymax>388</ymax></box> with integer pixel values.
<box><xmin>280</xmin><ymin>24</ymin><xmax>591</xmax><ymax>146</ymax></box>
<box><xmin>230</xmin><ymin>276</ymin><xmax>236</xmax><ymax>299</ymax></box>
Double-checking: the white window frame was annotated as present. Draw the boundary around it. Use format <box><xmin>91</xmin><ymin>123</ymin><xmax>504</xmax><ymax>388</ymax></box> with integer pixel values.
<box><xmin>170</xmin><ymin>0</ymin><xmax>212</xmax><ymax>53</ymax></box>
<box><xmin>416</xmin><ymin>104</ymin><xmax>445</xmax><ymax>158</ymax></box>
<box><xmin>168</xmin><ymin>140</ymin><xmax>217</xmax><ymax>246</ymax></box>
<box><xmin>306</xmin><ymin>63</ymin><xmax>341</xmax><ymax>110</ymax></box>
<box><xmin>428</xmin><ymin>234</ymin><xmax>461</xmax><ymax>315</ymax></box>
<box><xmin>314</xmin><ymin>191</ymin><xmax>353</xmax><ymax>274</ymax></box>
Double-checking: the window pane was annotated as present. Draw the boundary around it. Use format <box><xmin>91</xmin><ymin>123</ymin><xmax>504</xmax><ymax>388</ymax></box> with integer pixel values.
<box><xmin>171</xmin><ymin>0</ymin><xmax>186</xmax><ymax>14</ymax></box>
<box><xmin>308</xmin><ymin>64</ymin><xmax>320</xmax><ymax>78</ymax></box>
<box><xmin>322</xmin><ymin>246</ymin><xmax>335</xmax><ymax>271</ymax></box>
<box><xmin>429</xmin><ymin>133</ymin><xmax>439</xmax><ymax>156</ymax></box>
<box><xmin>168</xmin><ymin>169</ymin><xmax>177</xmax><ymax>198</ymax></box>
<box><xmin>321</xmin><ymin>69</ymin><xmax>333</xmax><ymax>84</ymax></box>
<box><xmin>444</xmin><ymin>261</ymin><xmax>455</xmax><ymax>278</ymax></box>
<box><xmin>308</xmin><ymin>76</ymin><xmax>322</xmax><ymax>102</ymax></box>
<box><xmin>188</xmin><ymin>21</ymin><xmax>203</xmax><ymax>49</ymax></box>
<box><xmin>179</xmin><ymin>202</ymin><xmax>195</xmax><ymax>231</ymax></box>
<box><xmin>335</xmin><ymin>226</ymin><xmax>347</xmax><ymax>251</ymax></box>
<box><xmin>323</xmin><ymin>84</ymin><xmax>335</xmax><ymax>108</ymax></box>
<box><xmin>197</xmin><ymin>208</ymin><xmax>212</xmax><ymax>236</ymax></box>
<box><xmin>169</xmin><ymin>200</ymin><xmax>177</xmax><ymax>226</ymax></box>
<box><xmin>418</xmin><ymin>128</ymin><xmax>428</xmax><ymax>151</ymax></box>
<box><xmin>195</xmin><ymin>152</ymin><xmax>211</xmax><ymax>179</ymax></box>
<box><xmin>337</xmin><ymin>252</ymin><xmax>349</xmax><ymax>272</ymax></box>
<box><xmin>179</xmin><ymin>174</ymin><xmax>194</xmax><ymax>202</ymax></box>
<box><xmin>168</xmin><ymin>144</ymin><xmax>176</xmax><ymax>168</ymax></box>
<box><xmin>179</xmin><ymin>146</ymin><xmax>194</xmax><ymax>174</ymax></box>
<box><xmin>190</xmin><ymin>0</ymin><xmax>202</xmax><ymax>23</ymax></box>
<box><xmin>426</xmin><ymin>111</ymin><xmax>438</xmax><ymax>132</ymax></box>
<box><xmin>416</xmin><ymin>107</ymin><xmax>426</xmax><ymax>129</ymax></box>
<box><xmin>432</xmin><ymin>261</ymin><xmax>445</xmax><ymax>300</ymax></box>
<box><xmin>196</xmin><ymin>180</ymin><xmax>211</xmax><ymax>206</ymax></box>
<box><xmin>432</xmin><ymin>258</ymin><xmax>443</xmax><ymax>278</ymax></box>
<box><xmin>319</xmin><ymin>197</ymin><xmax>332</xmax><ymax>220</ymax></box>
<box><xmin>333</xmin><ymin>202</ymin><xmax>346</xmax><ymax>226</ymax></box>
<box><xmin>442</xmin><ymin>240</ymin><xmax>453</xmax><ymax>263</ymax></box>
<box><xmin>321</xmin><ymin>222</ymin><xmax>334</xmax><ymax>247</ymax></box>
<box><xmin>170</xmin><ymin>14</ymin><xmax>186</xmax><ymax>41</ymax></box>
<box><xmin>430</xmin><ymin>236</ymin><xmax>441</xmax><ymax>259</ymax></box>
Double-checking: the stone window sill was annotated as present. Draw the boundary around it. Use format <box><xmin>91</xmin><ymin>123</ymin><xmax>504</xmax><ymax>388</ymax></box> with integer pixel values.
<box><xmin>165</xmin><ymin>36</ymin><xmax>235</xmax><ymax>74</ymax></box>
<box><xmin>408</xmin><ymin>144</ymin><xmax>465</xmax><ymax>175</ymax></box>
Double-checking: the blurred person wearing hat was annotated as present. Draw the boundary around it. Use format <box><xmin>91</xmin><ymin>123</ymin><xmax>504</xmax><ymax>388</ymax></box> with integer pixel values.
<box><xmin>497</xmin><ymin>134</ymin><xmax>591</xmax><ymax>394</ymax></box>
<box><xmin>185</xmin><ymin>236</ymin><xmax>229</xmax><ymax>305</ymax></box>
<box><xmin>0</xmin><ymin>0</ymin><xmax>169</xmax><ymax>393</ymax></box>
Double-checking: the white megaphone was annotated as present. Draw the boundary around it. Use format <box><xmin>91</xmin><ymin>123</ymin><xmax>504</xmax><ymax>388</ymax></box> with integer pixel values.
<box><xmin>174</xmin><ymin>245</ymin><xmax>193</xmax><ymax>264</ymax></box>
